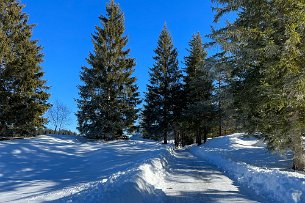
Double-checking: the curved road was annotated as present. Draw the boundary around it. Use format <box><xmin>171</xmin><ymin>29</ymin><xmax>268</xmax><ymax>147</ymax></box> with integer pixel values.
<box><xmin>161</xmin><ymin>149</ymin><xmax>261</xmax><ymax>203</ymax></box>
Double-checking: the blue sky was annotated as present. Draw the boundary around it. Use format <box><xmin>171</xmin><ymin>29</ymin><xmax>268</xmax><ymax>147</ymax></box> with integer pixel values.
<box><xmin>22</xmin><ymin>0</ymin><xmax>222</xmax><ymax>132</ymax></box>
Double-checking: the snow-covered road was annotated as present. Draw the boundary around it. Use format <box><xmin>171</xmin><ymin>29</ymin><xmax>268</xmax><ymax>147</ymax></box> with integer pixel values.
<box><xmin>160</xmin><ymin>149</ymin><xmax>259</xmax><ymax>203</ymax></box>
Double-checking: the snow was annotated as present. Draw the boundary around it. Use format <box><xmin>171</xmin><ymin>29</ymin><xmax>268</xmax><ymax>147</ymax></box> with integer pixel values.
<box><xmin>190</xmin><ymin>133</ymin><xmax>305</xmax><ymax>203</ymax></box>
<box><xmin>32</xmin><ymin>155</ymin><xmax>167</xmax><ymax>203</ymax></box>
<box><xmin>1</xmin><ymin>133</ymin><xmax>303</xmax><ymax>202</ymax></box>
<box><xmin>0</xmin><ymin>134</ymin><xmax>166</xmax><ymax>202</ymax></box>
<box><xmin>151</xmin><ymin>149</ymin><xmax>259</xmax><ymax>202</ymax></box>
<box><xmin>48</xmin><ymin>145</ymin><xmax>259</xmax><ymax>203</ymax></box>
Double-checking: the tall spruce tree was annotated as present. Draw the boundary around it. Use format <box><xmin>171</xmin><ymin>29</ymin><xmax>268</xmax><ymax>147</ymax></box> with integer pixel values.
<box><xmin>142</xmin><ymin>26</ymin><xmax>183</xmax><ymax>144</ymax></box>
<box><xmin>212</xmin><ymin>0</ymin><xmax>305</xmax><ymax>170</ymax></box>
<box><xmin>0</xmin><ymin>0</ymin><xmax>50</xmax><ymax>137</ymax></box>
<box><xmin>77</xmin><ymin>0</ymin><xmax>140</xmax><ymax>139</ymax></box>
<box><xmin>208</xmin><ymin>51</ymin><xmax>236</xmax><ymax>136</ymax></box>
<box><xmin>183</xmin><ymin>33</ymin><xmax>213</xmax><ymax>145</ymax></box>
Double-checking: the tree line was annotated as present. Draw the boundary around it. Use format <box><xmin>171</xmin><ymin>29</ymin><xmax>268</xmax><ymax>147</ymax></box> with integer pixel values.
<box><xmin>76</xmin><ymin>1</ymin><xmax>233</xmax><ymax>144</ymax></box>
<box><xmin>1</xmin><ymin>0</ymin><xmax>305</xmax><ymax>170</ymax></box>
<box><xmin>210</xmin><ymin>0</ymin><xmax>305</xmax><ymax>170</ymax></box>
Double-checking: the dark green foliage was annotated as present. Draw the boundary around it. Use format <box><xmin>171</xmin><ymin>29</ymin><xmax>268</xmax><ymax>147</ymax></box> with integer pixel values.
<box><xmin>208</xmin><ymin>52</ymin><xmax>237</xmax><ymax>137</ymax></box>
<box><xmin>77</xmin><ymin>0</ymin><xmax>140</xmax><ymax>139</ymax></box>
<box><xmin>212</xmin><ymin>0</ymin><xmax>305</xmax><ymax>170</ymax></box>
<box><xmin>36</xmin><ymin>128</ymin><xmax>78</xmax><ymax>136</ymax></box>
<box><xmin>141</xmin><ymin>91</ymin><xmax>161</xmax><ymax>140</ymax></box>
<box><xmin>142</xmin><ymin>26</ymin><xmax>183</xmax><ymax>144</ymax></box>
<box><xmin>0</xmin><ymin>0</ymin><xmax>50</xmax><ymax>137</ymax></box>
<box><xmin>182</xmin><ymin>33</ymin><xmax>214</xmax><ymax>145</ymax></box>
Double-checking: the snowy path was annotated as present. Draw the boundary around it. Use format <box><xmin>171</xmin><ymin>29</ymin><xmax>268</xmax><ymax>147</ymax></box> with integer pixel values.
<box><xmin>161</xmin><ymin>149</ymin><xmax>260</xmax><ymax>203</ymax></box>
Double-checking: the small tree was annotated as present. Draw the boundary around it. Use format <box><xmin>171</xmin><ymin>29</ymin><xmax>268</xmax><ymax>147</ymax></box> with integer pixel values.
<box><xmin>48</xmin><ymin>100</ymin><xmax>71</xmax><ymax>133</ymax></box>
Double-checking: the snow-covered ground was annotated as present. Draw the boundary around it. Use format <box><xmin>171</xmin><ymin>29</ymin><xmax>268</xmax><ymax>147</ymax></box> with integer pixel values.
<box><xmin>190</xmin><ymin>133</ymin><xmax>305</xmax><ymax>203</ymax></box>
<box><xmin>1</xmin><ymin>133</ymin><xmax>303</xmax><ymax>202</ymax></box>
<box><xmin>0</xmin><ymin>135</ymin><xmax>166</xmax><ymax>202</ymax></box>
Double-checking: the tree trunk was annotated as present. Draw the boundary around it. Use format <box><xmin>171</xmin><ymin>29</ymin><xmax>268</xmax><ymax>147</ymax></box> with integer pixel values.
<box><xmin>203</xmin><ymin>126</ymin><xmax>208</xmax><ymax>144</ymax></box>
<box><xmin>118</xmin><ymin>129</ymin><xmax>123</xmax><ymax>137</ymax></box>
<box><xmin>218</xmin><ymin>79</ymin><xmax>222</xmax><ymax>137</ymax></box>
<box><xmin>292</xmin><ymin>134</ymin><xmax>305</xmax><ymax>171</ymax></box>
<box><xmin>163</xmin><ymin>130</ymin><xmax>167</xmax><ymax>144</ymax></box>
<box><xmin>196</xmin><ymin>129</ymin><xmax>202</xmax><ymax>146</ymax></box>
<box><xmin>0</xmin><ymin>123</ymin><xmax>6</xmax><ymax>136</ymax></box>
<box><xmin>219</xmin><ymin>120</ymin><xmax>222</xmax><ymax>137</ymax></box>
<box><xmin>163</xmin><ymin>106</ymin><xmax>168</xmax><ymax>144</ymax></box>
<box><xmin>181</xmin><ymin>132</ymin><xmax>186</xmax><ymax>147</ymax></box>
<box><xmin>174</xmin><ymin>128</ymin><xmax>179</xmax><ymax>148</ymax></box>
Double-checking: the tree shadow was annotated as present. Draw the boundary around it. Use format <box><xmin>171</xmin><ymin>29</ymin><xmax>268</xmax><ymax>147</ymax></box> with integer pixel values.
<box><xmin>162</xmin><ymin>150</ymin><xmax>263</xmax><ymax>203</ymax></box>
<box><xmin>0</xmin><ymin>135</ymin><xmax>164</xmax><ymax>202</ymax></box>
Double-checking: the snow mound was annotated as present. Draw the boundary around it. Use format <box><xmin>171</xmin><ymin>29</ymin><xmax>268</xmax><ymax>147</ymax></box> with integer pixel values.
<box><xmin>101</xmin><ymin>157</ymin><xmax>167</xmax><ymax>203</ymax></box>
<box><xmin>0</xmin><ymin>134</ymin><xmax>167</xmax><ymax>202</ymax></box>
<box><xmin>46</xmin><ymin>149</ymin><xmax>170</xmax><ymax>203</ymax></box>
<box><xmin>190</xmin><ymin>133</ymin><xmax>305</xmax><ymax>203</ymax></box>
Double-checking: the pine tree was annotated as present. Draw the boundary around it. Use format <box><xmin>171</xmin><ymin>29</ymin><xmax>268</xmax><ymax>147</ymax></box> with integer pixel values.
<box><xmin>212</xmin><ymin>0</ymin><xmax>305</xmax><ymax>170</ymax></box>
<box><xmin>142</xmin><ymin>26</ymin><xmax>183</xmax><ymax>144</ymax></box>
<box><xmin>77</xmin><ymin>0</ymin><xmax>140</xmax><ymax>139</ymax></box>
<box><xmin>0</xmin><ymin>0</ymin><xmax>50</xmax><ymax>137</ymax></box>
<box><xmin>183</xmin><ymin>33</ymin><xmax>213</xmax><ymax>145</ymax></box>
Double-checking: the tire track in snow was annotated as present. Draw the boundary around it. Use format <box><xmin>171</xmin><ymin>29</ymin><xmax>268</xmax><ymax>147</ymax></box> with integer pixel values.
<box><xmin>159</xmin><ymin>149</ymin><xmax>260</xmax><ymax>203</ymax></box>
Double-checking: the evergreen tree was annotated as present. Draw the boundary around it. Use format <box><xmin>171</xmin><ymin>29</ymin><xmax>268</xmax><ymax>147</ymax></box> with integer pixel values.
<box><xmin>208</xmin><ymin>51</ymin><xmax>236</xmax><ymax>137</ymax></box>
<box><xmin>212</xmin><ymin>0</ymin><xmax>305</xmax><ymax>170</ymax></box>
<box><xmin>142</xmin><ymin>26</ymin><xmax>183</xmax><ymax>144</ymax></box>
<box><xmin>141</xmin><ymin>90</ymin><xmax>160</xmax><ymax>140</ymax></box>
<box><xmin>77</xmin><ymin>0</ymin><xmax>140</xmax><ymax>139</ymax></box>
<box><xmin>0</xmin><ymin>0</ymin><xmax>50</xmax><ymax>137</ymax></box>
<box><xmin>183</xmin><ymin>33</ymin><xmax>213</xmax><ymax>145</ymax></box>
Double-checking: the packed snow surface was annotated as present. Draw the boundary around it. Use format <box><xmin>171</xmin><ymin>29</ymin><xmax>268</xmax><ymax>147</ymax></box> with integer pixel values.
<box><xmin>151</xmin><ymin>149</ymin><xmax>258</xmax><ymax>203</ymax></box>
<box><xmin>190</xmin><ymin>133</ymin><xmax>305</xmax><ymax>203</ymax></box>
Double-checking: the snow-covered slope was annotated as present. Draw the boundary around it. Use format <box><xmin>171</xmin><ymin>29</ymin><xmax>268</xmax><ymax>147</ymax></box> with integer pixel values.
<box><xmin>0</xmin><ymin>135</ymin><xmax>167</xmax><ymax>202</ymax></box>
<box><xmin>190</xmin><ymin>133</ymin><xmax>305</xmax><ymax>203</ymax></box>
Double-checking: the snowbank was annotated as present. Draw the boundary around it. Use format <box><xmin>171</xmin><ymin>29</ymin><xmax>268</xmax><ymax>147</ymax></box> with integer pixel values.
<box><xmin>190</xmin><ymin>133</ymin><xmax>305</xmax><ymax>203</ymax></box>
<box><xmin>0</xmin><ymin>134</ymin><xmax>167</xmax><ymax>202</ymax></box>
<box><xmin>48</xmin><ymin>149</ymin><xmax>170</xmax><ymax>203</ymax></box>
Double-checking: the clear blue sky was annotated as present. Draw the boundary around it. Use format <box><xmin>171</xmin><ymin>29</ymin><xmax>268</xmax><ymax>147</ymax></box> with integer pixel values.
<box><xmin>22</xmin><ymin>0</ymin><xmax>226</xmax><ymax>132</ymax></box>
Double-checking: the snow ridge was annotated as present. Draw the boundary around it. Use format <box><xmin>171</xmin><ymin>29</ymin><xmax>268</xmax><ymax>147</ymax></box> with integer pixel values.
<box><xmin>190</xmin><ymin>134</ymin><xmax>305</xmax><ymax>203</ymax></box>
<box><xmin>45</xmin><ymin>149</ymin><xmax>170</xmax><ymax>203</ymax></box>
